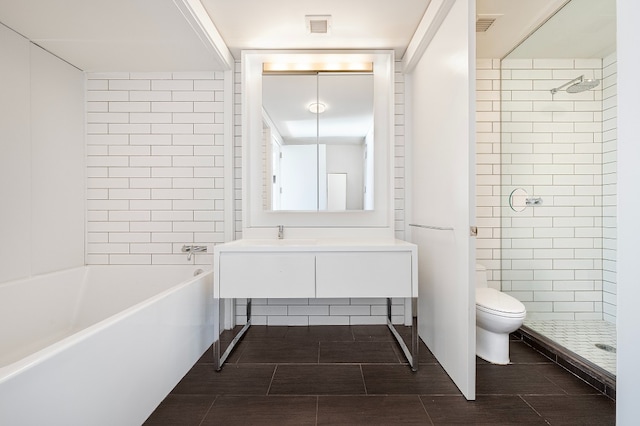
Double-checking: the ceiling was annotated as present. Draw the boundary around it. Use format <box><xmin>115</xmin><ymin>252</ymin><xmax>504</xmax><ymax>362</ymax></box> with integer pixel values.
<box><xmin>506</xmin><ymin>0</ymin><xmax>616</xmax><ymax>59</ymax></box>
<box><xmin>200</xmin><ymin>0</ymin><xmax>429</xmax><ymax>58</ymax></box>
<box><xmin>0</xmin><ymin>0</ymin><xmax>616</xmax><ymax>71</ymax></box>
<box><xmin>0</xmin><ymin>0</ymin><xmax>228</xmax><ymax>71</ymax></box>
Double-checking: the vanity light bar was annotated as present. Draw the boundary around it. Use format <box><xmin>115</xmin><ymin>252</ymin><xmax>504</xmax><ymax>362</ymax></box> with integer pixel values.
<box><xmin>262</xmin><ymin>62</ymin><xmax>373</xmax><ymax>74</ymax></box>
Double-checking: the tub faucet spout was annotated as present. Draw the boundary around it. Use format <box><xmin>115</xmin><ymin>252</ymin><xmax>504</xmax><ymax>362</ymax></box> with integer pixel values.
<box><xmin>182</xmin><ymin>245</ymin><xmax>207</xmax><ymax>261</ymax></box>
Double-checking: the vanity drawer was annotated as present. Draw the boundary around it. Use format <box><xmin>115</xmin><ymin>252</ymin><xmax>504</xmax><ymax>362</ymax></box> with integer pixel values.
<box><xmin>218</xmin><ymin>252</ymin><xmax>316</xmax><ymax>298</ymax></box>
<box><xmin>315</xmin><ymin>251</ymin><xmax>413</xmax><ymax>298</ymax></box>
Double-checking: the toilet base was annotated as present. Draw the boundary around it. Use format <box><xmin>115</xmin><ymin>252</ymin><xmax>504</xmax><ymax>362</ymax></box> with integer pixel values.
<box><xmin>476</xmin><ymin>326</ymin><xmax>510</xmax><ymax>365</ymax></box>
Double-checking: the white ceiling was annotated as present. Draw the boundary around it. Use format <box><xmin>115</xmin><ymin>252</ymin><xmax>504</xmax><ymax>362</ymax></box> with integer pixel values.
<box><xmin>0</xmin><ymin>0</ymin><xmax>227</xmax><ymax>71</ymax></box>
<box><xmin>506</xmin><ymin>0</ymin><xmax>616</xmax><ymax>59</ymax></box>
<box><xmin>200</xmin><ymin>0</ymin><xmax>430</xmax><ymax>58</ymax></box>
<box><xmin>0</xmin><ymin>0</ymin><xmax>616</xmax><ymax>71</ymax></box>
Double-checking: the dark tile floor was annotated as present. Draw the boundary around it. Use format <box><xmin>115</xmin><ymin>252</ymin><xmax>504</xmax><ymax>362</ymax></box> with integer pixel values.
<box><xmin>144</xmin><ymin>325</ymin><xmax>615</xmax><ymax>425</ymax></box>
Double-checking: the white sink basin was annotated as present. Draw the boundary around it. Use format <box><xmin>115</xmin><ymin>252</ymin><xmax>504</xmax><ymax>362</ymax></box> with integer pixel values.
<box><xmin>232</xmin><ymin>239</ymin><xmax>318</xmax><ymax>247</ymax></box>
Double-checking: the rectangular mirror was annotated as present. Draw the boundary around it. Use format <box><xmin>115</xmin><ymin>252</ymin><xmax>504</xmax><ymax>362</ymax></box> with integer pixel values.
<box><xmin>262</xmin><ymin>72</ymin><xmax>374</xmax><ymax>211</ymax></box>
<box><xmin>242</xmin><ymin>51</ymin><xmax>394</xmax><ymax>232</ymax></box>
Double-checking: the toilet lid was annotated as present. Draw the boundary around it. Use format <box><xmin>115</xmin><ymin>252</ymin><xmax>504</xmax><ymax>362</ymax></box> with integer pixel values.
<box><xmin>476</xmin><ymin>288</ymin><xmax>526</xmax><ymax>315</ymax></box>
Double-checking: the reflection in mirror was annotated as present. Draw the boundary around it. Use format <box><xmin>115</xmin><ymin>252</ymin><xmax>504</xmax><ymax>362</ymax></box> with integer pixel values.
<box><xmin>262</xmin><ymin>72</ymin><xmax>374</xmax><ymax>211</ymax></box>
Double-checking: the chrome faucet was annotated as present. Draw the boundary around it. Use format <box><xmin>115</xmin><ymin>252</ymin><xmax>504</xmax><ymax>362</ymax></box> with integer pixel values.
<box><xmin>182</xmin><ymin>244</ymin><xmax>207</xmax><ymax>261</ymax></box>
<box><xmin>277</xmin><ymin>225</ymin><xmax>284</xmax><ymax>239</ymax></box>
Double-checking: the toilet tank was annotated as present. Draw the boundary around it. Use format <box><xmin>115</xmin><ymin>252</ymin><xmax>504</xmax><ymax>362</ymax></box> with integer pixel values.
<box><xmin>475</xmin><ymin>264</ymin><xmax>488</xmax><ymax>288</ymax></box>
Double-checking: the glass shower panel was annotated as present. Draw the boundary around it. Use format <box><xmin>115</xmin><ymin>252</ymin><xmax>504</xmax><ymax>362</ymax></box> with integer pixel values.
<box><xmin>499</xmin><ymin>0</ymin><xmax>616</xmax><ymax>376</ymax></box>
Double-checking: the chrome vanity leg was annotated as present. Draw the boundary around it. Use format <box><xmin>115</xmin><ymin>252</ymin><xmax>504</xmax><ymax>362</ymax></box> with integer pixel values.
<box><xmin>386</xmin><ymin>297</ymin><xmax>419</xmax><ymax>371</ymax></box>
<box><xmin>215</xmin><ymin>298</ymin><xmax>252</xmax><ymax>371</ymax></box>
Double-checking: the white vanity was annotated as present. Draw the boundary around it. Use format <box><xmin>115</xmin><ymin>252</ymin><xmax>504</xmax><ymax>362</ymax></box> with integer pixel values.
<box><xmin>216</xmin><ymin>50</ymin><xmax>418</xmax><ymax>370</ymax></box>
<box><xmin>213</xmin><ymin>238</ymin><xmax>418</xmax><ymax>370</ymax></box>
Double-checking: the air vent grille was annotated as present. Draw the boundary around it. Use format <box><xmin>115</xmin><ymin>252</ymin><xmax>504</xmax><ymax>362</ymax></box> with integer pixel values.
<box><xmin>306</xmin><ymin>15</ymin><xmax>331</xmax><ymax>35</ymax></box>
<box><xmin>476</xmin><ymin>18</ymin><xmax>496</xmax><ymax>32</ymax></box>
<box><xmin>476</xmin><ymin>14</ymin><xmax>501</xmax><ymax>32</ymax></box>
<box><xmin>309</xmin><ymin>19</ymin><xmax>328</xmax><ymax>34</ymax></box>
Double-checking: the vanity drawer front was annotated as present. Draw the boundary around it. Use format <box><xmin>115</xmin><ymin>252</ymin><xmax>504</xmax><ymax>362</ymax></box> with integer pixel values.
<box><xmin>218</xmin><ymin>252</ymin><xmax>316</xmax><ymax>298</ymax></box>
<box><xmin>315</xmin><ymin>251</ymin><xmax>412</xmax><ymax>298</ymax></box>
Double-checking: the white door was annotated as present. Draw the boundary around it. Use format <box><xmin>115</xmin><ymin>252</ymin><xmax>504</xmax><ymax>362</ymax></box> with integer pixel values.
<box><xmin>280</xmin><ymin>144</ymin><xmax>318</xmax><ymax>210</ymax></box>
<box><xmin>327</xmin><ymin>173</ymin><xmax>347</xmax><ymax>210</ymax></box>
<box><xmin>407</xmin><ymin>0</ymin><xmax>476</xmax><ymax>399</ymax></box>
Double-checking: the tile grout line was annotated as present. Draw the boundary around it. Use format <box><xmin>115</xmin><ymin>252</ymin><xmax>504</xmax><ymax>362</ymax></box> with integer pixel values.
<box><xmin>359</xmin><ymin>364</ymin><xmax>368</xmax><ymax>395</ymax></box>
<box><xmin>417</xmin><ymin>395</ymin><xmax>436</xmax><ymax>426</ymax></box>
<box><xmin>197</xmin><ymin>395</ymin><xmax>218</xmax><ymax>426</ymax></box>
<box><xmin>266</xmin><ymin>364</ymin><xmax>278</xmax><ymax>396</ymax></box>
<box><xmin>517</xmin><ymin>394</ymin><xmax>550</xmax><ymax>425</ymax></box>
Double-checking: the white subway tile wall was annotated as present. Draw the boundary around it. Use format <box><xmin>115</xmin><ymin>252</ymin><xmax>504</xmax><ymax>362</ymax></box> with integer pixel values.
<box><xmin>602</xmin><ymin>53</ymin><xmax>617</xmax><ymax>323</ymax></box>
<box><xmin>476</xmin><ymin>59</ymin><xmax>502</xmax><ymax>290</ymax></box>
<box><xmin>86</xmin><ymin>72</ymin><xmax>225</xmax><ymax>266</ymax></box>
<box><xmin>497</xmin><ymin>57</ymin><xmax>617</xmax><ymax>322</ymax></box>
<box><xmin>232</xmin><ymin>61</ymin><xmax>407</xmax><ymax>326</ymax></box>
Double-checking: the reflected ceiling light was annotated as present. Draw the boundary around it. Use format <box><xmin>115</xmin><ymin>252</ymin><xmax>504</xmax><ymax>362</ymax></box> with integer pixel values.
<box><xmin>308</xmin><ymin>102</ymin><xmax>326</xmax><ymax>114</ymax></box>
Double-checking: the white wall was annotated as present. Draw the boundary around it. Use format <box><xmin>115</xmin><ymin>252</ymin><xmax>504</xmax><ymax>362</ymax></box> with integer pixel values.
<box><xmin>0</xmin><ymin>23</ymin><xmax>31</xmax><ymax>283</ymax></box>
<box><xmin>84</xmin><ymin>72</ymin><xmax>227</xmax><ymax>266</ymax></box>
<box><xmin>616</xmin><ymin>1</ymin><xmax>640</xmax><ymax>423</ymax></box>
<box><xmin>30</xmin><ymin>45</ymin><xmax>85</xmax><ymax>275</ymax></box>
<box><xmin>0</xmin><ymin>24</ymin><xmax>84</xmax><ymax>283</ymax></box>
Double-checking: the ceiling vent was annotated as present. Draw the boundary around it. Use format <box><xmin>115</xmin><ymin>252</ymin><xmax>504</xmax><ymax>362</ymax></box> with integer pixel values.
<box><xmin>306</xmin><ymin>15</ymin><xmax>332</xmax><ymax>35</ymax></box>
<box><xmin>476</xmin><ymin>14</ymin><xmax>501</xmax><ymax>32</ymax></box>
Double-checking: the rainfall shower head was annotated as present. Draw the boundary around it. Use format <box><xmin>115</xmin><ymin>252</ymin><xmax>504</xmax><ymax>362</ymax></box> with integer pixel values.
<box><xmin>551</xmin><ymin>75</ymin><xmax>600</xmax><ymax>95</ymax></box>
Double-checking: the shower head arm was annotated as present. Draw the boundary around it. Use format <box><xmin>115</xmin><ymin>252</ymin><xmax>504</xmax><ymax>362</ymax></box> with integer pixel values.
<box><xmin>550</xmin><ymin>75</ymin><xmax>584</xmax><ymax>95</ymax></box>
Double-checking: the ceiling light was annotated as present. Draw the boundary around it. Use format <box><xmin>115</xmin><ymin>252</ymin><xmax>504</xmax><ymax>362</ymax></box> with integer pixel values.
<box><xmin>308</xmin><ymin>103</ymin><xmax>326</xmax><ymax>114</ymax></box>
<box><xmin>263</xmin><ymin>62</ymin><xmax>373</xmax><ymax>74</ymax></box>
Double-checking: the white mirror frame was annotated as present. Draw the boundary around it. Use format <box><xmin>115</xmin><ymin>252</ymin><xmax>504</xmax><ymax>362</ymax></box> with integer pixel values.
<box><xmin>242</xmin><ymin>50</ymin><xmax>395</xmax><ymax>238</ymax></box>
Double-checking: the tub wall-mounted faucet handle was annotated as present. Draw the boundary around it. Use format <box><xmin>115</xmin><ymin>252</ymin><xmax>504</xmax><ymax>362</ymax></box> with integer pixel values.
<box><xmin>182</xmin><ymin>244</ymin><xmax>207</xmax><ymax>261</ymax></box>
<box><xmin>278</xmin><ymin>225</ymin><xmax>284</xmax><ymax>239</ymax></box>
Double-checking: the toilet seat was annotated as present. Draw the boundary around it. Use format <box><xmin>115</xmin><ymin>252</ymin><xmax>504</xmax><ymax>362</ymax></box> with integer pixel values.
<box><xmin>476</xmin><ymin>288</ymin><xmax>526</xmax><ymax>318</ymax></box>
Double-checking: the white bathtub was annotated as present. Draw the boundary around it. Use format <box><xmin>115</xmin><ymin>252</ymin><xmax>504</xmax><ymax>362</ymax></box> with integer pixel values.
<box><xmin>0</xmin><ymin>265</ymin><xmax>216</xmax><ymax>426</ymax></box>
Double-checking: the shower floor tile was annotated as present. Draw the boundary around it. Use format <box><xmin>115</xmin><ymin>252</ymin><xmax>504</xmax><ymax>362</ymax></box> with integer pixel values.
<box><xmin>524</xmin><ymin>320</ymin><xmax>617</xmax><ymax>375</ymax></box>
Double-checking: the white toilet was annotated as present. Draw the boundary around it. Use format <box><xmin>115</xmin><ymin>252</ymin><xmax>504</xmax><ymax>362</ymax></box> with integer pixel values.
<box><xmin>475</xmin><ymin>264</ymin><xmax>526</xmax><ymax>364</ymax></box>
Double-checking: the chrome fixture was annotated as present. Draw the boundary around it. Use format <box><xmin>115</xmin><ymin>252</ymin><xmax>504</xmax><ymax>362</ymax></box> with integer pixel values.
<box><xmin>277</xmin><ymin>225</ymin><xmax>284</xmax><ymax>239</ymax></box>
<box><xmin>525</xmin><ymin>197</ymin><xmax>543</xmax><ymax>206</ymax></box>
<box><xmin>181</xmin><ymin>245</ymin><xmax>207</xmax><ymax>261</ymax></box>
<box><xmin>550</xmin><ymin>75</ymin><xmax>600</xmax><ymax>95</ymax></box>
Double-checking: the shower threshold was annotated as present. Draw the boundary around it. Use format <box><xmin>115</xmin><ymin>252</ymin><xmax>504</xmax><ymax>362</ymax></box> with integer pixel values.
<box><xmin>513</xmin><ymin>325</ymin><xmax>616</xmax><ymax>400</ymax></box>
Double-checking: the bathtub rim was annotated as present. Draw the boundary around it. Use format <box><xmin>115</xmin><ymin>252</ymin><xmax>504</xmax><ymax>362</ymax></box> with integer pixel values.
<box><xmin>0</xmin><ymin>265</ymin><xmax>213</xmax><ymax>385</ymax></box>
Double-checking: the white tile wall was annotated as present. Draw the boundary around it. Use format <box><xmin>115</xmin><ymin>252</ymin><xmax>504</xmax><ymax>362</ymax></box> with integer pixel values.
<box><xmin>475</xmin><ymin>59</ymin><xmax>502</xmax><ymax>289</ymax></box>
<box><xmin>85</xmin><ymin>72</ymin><xmax>226</xmax><ymax>266</ymax></box>
<box><xmin>477</xmin><ymin>56</ymin><xmax>617</xmax><ymax>322</ymax></box>
<box><xmin>497</xmin><ymin>57</ymin><xmax>617</xmax><ymax>322</ymax></box>
<box><xmin>231</xmin><ymin>60</ymin><xmax>407</xmax><ymax>326</ymax></box>
<box><xmin>602</xmin><ymin>52</ymin><xmax>617</xmax><ymax>324</ymax></box>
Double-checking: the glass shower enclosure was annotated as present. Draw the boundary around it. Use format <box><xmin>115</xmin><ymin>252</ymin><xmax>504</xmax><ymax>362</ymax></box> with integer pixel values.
<box><xmin>500</xmin><ymin>0</ymin><xmax>617</xmax><ymax>377</ymax></box>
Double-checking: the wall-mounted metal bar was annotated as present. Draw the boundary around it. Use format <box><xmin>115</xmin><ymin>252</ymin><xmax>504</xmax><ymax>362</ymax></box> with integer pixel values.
<box><xmin>409</xmin><ymin>223</ymin><xmax>454</xmax><ymax>231</ymax></box>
